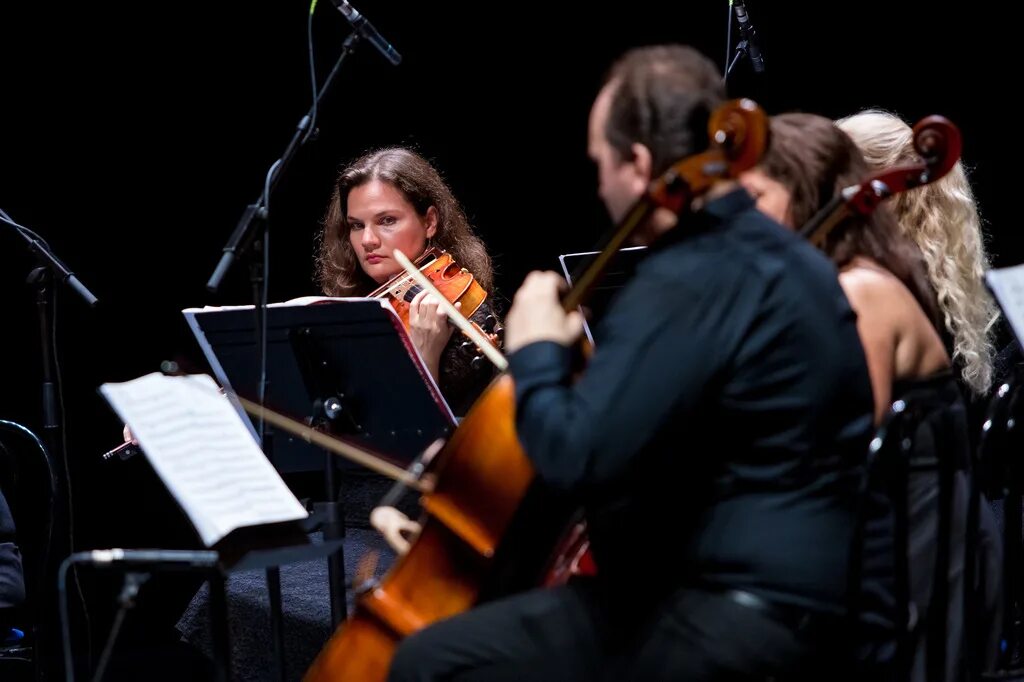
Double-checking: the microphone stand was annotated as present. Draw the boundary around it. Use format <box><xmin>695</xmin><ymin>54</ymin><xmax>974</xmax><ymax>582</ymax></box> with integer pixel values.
<box><xmin>725</xmin><ymin>39</ymin><xmax>753</xmax><ymax>79</ymax></box>
<box><xmin>723</xmin><ymin>1</ymin><xmax>765</xmax><ymax>82</ymax></box>
<box><xmin>203</xmin><ymin>33</ymin><xmax>363</xmax><ymax>682</ymax></box>
<box><xmin>2</xmin><ymin>213</ymin><xmax>99</xmax><ymax>459</ymax></box>
<box><xmin>2</xmin><ymin>210</ymin><xmax>98</xmax><ymax>680</ymax></box>
<box><xmin>206</xmin><ymin>30</ymin><xmax>362</xmax><ymax>295</ymax></box>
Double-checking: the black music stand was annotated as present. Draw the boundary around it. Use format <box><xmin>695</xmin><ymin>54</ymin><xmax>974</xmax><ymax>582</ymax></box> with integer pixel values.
<box><xmin>558</xmin><ymin>247</ymin><xmax>646</xmax><ymax>345</ymax></box>
<box><xmin>59</xmin><ymin>521</ymin><xmax>344</xmax><ymax>682</ymax></box>
<box><xmin>982</xmin><ymin>265</ymin><xmax>1024</xmax><ymax>673</ymax></box>
<box><xmin>183</xmin><ymin>297</ymin><xmax>456</xmax><ymax>625</ymax></box>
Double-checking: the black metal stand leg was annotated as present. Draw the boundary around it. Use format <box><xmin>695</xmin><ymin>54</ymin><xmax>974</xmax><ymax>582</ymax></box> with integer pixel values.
<box><xmin>209</xmin><ymin>574</ymin><xmax>232</xmax><ymax>682</ymax></box>
<box><xmin>324</xmin><ymin>453</ymin><xmax>348</xmax><ymax>626</ymax></box>
<box><xmin>725</xmin><ymin>41</ymin><xmax>748</xmax><ymax>78</ymax></box>
<box><xmin>1006</xmin><ymin>492</ymin><xmax>1023</xmax><ymax>668</ymax></box>
<box><xmin>266</xmin><ymin>567</ymin><xmax>287</xmax><ymax>682</ymax></box>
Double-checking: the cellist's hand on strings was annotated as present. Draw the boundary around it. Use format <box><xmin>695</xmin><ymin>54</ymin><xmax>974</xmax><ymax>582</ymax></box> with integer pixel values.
<box><xmin>370</xmin><ymin>506</ymin><xmax>423</xmax><ymax>555</ymax></box>
<box><xmin>505</xmin><ymin>271</ymin><xmax>584</xmax><ymax>353</ymax></box>
<box><xmin>408</xmin><ymin>290</ymin><xmax>460</xmax><ymax>381</ymax></box>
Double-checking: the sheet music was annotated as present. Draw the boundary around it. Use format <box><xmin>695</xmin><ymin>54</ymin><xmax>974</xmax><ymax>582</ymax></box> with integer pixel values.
<box><xmin>99</xmin><ymin>372</ymin><xmax>308</xmax><ymax>546</ymax></box>
<box><xmin>986</xmin><ymin>264</ymin><xmax>1024</xmax><ymax>346</ymax></box>
<box><xmin>181</xmin><ymin>295</ymin><xmax>365</xmax><ymax>314</ymax></box>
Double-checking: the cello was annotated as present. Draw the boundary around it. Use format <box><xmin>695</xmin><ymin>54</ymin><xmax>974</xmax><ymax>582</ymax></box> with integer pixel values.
<box><xmin>302</xmin><ymin>98</ymin><xmax>769</xmax><ymax>682</ymax></box>
<box><xmin>543</xmin><ymin>114</ymin><xmax>964</xmax><ymax>590</ymax></box>
<box><xmin>799</xmin><ymin>114</ymin><xmax>961</xmax><ymax>246</ymax></box>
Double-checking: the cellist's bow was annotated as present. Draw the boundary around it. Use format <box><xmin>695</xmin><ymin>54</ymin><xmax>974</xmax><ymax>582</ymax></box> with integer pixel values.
<box><xmin>234</xmin><ymin>395</ymin><xmax>428</xmax><ymax>491</ymax></box>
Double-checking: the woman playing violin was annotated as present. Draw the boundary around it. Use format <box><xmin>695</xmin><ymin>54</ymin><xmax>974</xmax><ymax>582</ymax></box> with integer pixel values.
<box><xmin>173</xmin><ymin>149</ymin><xmax>502</xmax><ymax>680</ymax></box>
<box><xmin>317</xmin><ymin>146</ymin><xmax>501</xmax><ymax>416</ymax></box>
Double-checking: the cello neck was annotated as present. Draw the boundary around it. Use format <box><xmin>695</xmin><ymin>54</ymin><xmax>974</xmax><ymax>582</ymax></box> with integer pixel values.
<box><xmin>561</xmin><ymin>98</ymin><xmax>769</xmax><ymax>313</ymax></box>
<box><xmin>561</xmin><ymin>198</ymin><xmax>657</xmax><ymax>313</ymax></box>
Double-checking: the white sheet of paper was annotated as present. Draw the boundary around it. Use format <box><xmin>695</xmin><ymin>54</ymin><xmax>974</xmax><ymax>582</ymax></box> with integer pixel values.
<box><xmin>181</xmin><ymin>296</ymin><xmax>358</xmax><ymax>314</ymax></box>
<box><xmin>986</xmin><ymin>264</ymin><xmax>1024</xmax><ymax>347</ymax></box>
<box><xmin>99</xmin><ymin>372</ymin><xmax>308</xmax><ymax>546</ymax></box>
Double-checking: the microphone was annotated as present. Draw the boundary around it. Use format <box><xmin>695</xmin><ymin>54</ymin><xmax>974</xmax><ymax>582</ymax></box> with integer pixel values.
<box><xmin>330</xmin><ymin>0</ymin><xmax>402</xmax><ymax>66</ymax></box>
<box><xmin>732</xmin><ymin>0</ymin><xmax>765</xmax><ymax>73</ymax></box>
<box><xmin>85</xmin><ymin>548</ymin><xmax>220</xmax><ymax>568</ymax></box>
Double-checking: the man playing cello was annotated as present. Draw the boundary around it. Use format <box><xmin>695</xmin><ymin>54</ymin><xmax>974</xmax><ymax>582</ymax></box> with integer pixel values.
<box><xmin>387</xmin><ymin>44</ymin><xmax>880</xmax><ymax>681</ymax></box>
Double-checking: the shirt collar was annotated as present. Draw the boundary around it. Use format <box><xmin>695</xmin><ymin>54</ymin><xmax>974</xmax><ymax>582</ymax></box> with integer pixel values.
<box><xmin>648</xmin><ymin>186</ymin><xmax>755</xmax><ymax>251</ymax></box>
<box><xmin>701</xmin><ymin>185</ymin><xmax>756</xmax><ymax>223</ymax></box>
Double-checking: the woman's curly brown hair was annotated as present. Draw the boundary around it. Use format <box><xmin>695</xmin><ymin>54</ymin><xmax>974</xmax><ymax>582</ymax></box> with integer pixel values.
<box><xmin>316</xmin><ymin>147</ymin><xmax>494</xmax><ymax>296</ymax></box>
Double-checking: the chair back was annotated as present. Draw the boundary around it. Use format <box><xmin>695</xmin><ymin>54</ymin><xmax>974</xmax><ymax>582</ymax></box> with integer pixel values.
<box><xmin>0</xmin><ymin>420</ymin><xmax>59</xmax><ymax>681</ymax></box>
<box><xmin>976</xmin><ymin>376</ymin><xmax>1024</xmax><ymax>679</ymax></box>
<box><xmin>849</xmin><ymin>379</ymin><xmax>970</xmax><ymax>682</ymax></box>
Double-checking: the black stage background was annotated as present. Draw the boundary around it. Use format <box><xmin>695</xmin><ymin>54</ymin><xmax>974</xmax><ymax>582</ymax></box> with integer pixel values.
<box><xmin>0</xmin><ymin>0</ymin><xmax>1012</xmax><ymax>677</ymax></box>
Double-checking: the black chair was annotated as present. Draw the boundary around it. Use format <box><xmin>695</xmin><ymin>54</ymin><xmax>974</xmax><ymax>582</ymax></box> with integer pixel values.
<box><xmin>848</xmin><ymin>377</ymin><xmax>986</xmax><ymax>682</ymax></box>
<box><xmin>975</xmin><ymin>374</ymin><xmax>1024</xmax><ymax>681</ymax></box>
<box><xmin>0</xmin><ymin>420</ymin><xmax>59</xmax><ymax>682</ymax></box>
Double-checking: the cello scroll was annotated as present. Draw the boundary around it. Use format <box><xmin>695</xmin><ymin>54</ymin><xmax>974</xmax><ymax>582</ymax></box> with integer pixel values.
<box><xmin>799</xmin><ymin>115</ymin><xmax>962</xmax><ymax>247</ymax></box>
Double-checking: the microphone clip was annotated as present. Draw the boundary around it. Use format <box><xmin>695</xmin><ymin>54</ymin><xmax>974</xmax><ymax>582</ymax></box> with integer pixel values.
<box><xmin>726</xmin><ymin>0</ymin><xmax>766</xmax><ymax>79</ymax></box>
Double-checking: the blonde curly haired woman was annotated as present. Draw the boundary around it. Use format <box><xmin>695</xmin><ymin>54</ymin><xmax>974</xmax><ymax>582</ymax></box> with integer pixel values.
<box><xmin>839</xmin><ymin>110</ymin><xmax>1004</xmax><ymax>681</ymax></box>
<box><xmin>837</xmin><ymin>110</ymin><xmax>999</xmax><ymax>399</ymax></box>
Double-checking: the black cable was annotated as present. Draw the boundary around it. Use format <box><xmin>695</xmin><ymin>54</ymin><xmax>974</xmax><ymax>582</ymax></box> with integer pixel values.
<box><xmin>58</xmin><ymin>553</ymin><xmax>92</xmax><ymax>682</ymax></box>
<box><xmin>51</xmin><ymin>278</ymin><xmax>93</xmax><ymax>669</ymax></box>
<box><xmin>304</xmin><ymin>0</ymin><xmax>320</xmax><ymax>146</ymax></box>
<box><xmin>0</xmin><ymin>212</ymin><xmax>54</xmax><ymax>250</ymax></box>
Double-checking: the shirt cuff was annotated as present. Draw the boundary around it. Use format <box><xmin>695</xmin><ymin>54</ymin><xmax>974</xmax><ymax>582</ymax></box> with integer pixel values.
<box><xmin>508</xmin><ymin>341</ymin><xmax>572</xmax><ymax>396</ymax></box>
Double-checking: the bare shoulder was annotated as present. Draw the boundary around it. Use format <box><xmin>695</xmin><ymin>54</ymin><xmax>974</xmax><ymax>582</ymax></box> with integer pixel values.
<box><xmin>838</xmin><ymin>262</ymin><xmax>914</xmax><ymax>313</ymax></box>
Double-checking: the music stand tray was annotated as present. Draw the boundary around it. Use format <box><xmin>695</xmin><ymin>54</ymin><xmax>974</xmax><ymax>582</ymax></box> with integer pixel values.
<box><xmin>558</xmin><ymin>247</ymin><xmax>646</xmax><ymax>345</ymax></box>
<box><xmin>183</xmin><ymin>297</ymin><xmax>456</xmax><ymax>473</ymax></box>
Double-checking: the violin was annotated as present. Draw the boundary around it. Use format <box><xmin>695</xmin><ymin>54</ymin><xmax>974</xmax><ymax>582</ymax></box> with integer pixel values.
<box><xmin>367</xmin><ymin>246</ymin><xmax>502</xmax><ymax>352</ymax></box>
<box><xmin>302</xmin><ymin>98</ymin><xmax>769</xmax><ymax>682</ymax></box>
<box><xmin>800</xmin><ymin>115</ymin><xmax>961</xmax><ymax>246</ymax></box>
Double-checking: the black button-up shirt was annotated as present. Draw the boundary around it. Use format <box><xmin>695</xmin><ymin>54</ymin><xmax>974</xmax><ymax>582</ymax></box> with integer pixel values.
<box><xmin>509</xmin><ymin>188</ymin><xmax>874</xmax><ymax>614</ymax></box>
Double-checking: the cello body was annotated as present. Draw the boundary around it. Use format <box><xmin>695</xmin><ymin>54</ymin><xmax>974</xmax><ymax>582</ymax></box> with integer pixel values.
<box><xmin>305</xmin><ymin>375</ymin><xmax>532</xmax><ymax>681</ymax></box>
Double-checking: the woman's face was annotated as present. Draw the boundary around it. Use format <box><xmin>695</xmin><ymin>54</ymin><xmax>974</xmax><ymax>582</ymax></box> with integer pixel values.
<box><xmin>739</xmin><ymin>168</ymin><xmax>793</xmax><ymax>228</ymax></box>
<box><xmin>347</xmin><ymin>179</ymin><xmax>438</xmax><ymax>284</ymax></box>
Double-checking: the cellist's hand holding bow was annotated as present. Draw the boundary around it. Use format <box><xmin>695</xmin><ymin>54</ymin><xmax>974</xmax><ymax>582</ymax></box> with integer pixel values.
<box><xmin>504</xmin><ymin>271</ymin><xmax>585</xmax><ymax>353</ymax></box>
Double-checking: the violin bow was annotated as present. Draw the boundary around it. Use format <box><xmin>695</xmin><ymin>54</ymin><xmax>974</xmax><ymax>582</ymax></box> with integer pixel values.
<box><xmin>393</xmin><ymin>249</ymin><xmax>509</xmax><ymax>371</ymax></box>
